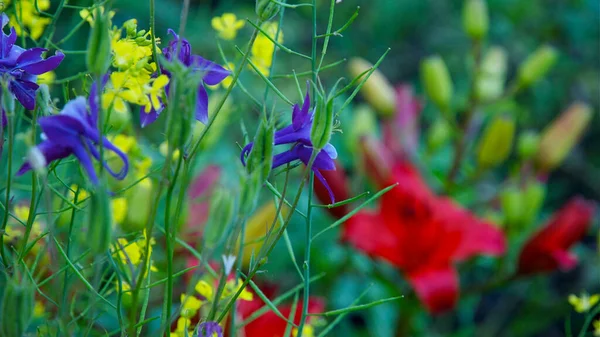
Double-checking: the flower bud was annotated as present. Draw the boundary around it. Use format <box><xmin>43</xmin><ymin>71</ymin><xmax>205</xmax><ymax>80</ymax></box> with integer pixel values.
<box><xmin>311</xmin><ymin>96</ymin><xmax>334</xmax><ymax>151</ymax></box>
<box><xmin>247</xmin><ymin>119</ymin><xmax>274</xmax><ymax>184</ymax></box>
<box><xmin>123</xmin><ymin>179</ymin><xmax>153</xmax><ymax>232</ymax></box>
<box><xmin>517</xmin><ymin>45</ymin><xmax>558</xmax><ymax>88</ymax></box>
<box><xmin>500</xmin><ymin>185</ymin><xmax>523</xmax><ymax>227</ymax></box>
<box><xmin>204</xmin><ymin>187</ymin><xmax>235</xmax><ymax>248</ymax></box>
<box><xmin>421</xmin><ymin>56</ymin><xmax>453</xmax><ymax>112</ymax></box>
<box><xmin>87</xmin><ymin>187</ymin><xmax>113</xmax><ymax>254</ymax></box>
<box><xmin>345</xmin><ymin>104</ymin><xmax>377</xmax><ymax>154</ymax></box>
<box><xmin>256</xmin><ymin>0</ymin><xmax>280</xmax><ymax>21</ymax></box>
<box><xmin>427</xmin><ymin>119</ymin><xmax>452</xmax><ymax>152</ymax></box>
<box><xmin>107</xmin><ymin>106</ymin><xmax>132</xmax><ymax>131</ymax></box>
<box><xmin>239</xmin><ymin>171</ymin><xmax>261</xmax><ymax>215</ymax></box>
<box><xmin>476</xmin><ymin>47</ymin><xmax>507</xmax><ymax>102</ymax></box>
<box><xmin>535</xmin><ymin>102</ymin><xmax>592</xmax><ymax>172</ymax></box>
<box><xmin>521</xmin><ymin>181</ymin><xmax>546</xmax><ymax>226</ymax></box>
<box><xmin>347</xmin><ymin>58</ymin><xmax>396</xmax><ymax>116</ymax></box>
<box><xmin>86</xmin><ymin>9</ymin><xmax>112</xmax><ymax>75</ymax></box>
<box><xmin>476</xmin><ymin>114</ymin><xmax>515</xmax><ymax>168</ymax></box>
<box><xmin>517</xmin><ymin>131</ymin><xmax>540</xmax><ymax>160</ymax></box>
<box><xmin>359</xmin><ymin>136</ymin><xmax>394</xmax><ymax>187</ymax></box>
<box><xmin>123</xmin><ymin>19</ymin><xmax>138</xmax><ymax>38</ymax></box>
<box><xmin>462</xmin><ymin>0</ymin><xmax>489</xmax><ymax>40</ymax></box>
<box><xmin>0</xmin><ymin>276</ymin><xmax>34</xmax><ymax>337</ymax></box>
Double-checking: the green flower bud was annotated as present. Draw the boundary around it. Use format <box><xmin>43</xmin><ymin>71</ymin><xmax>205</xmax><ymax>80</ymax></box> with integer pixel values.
<box><xmin>421</xmin><ymin>56</ymin><xmax>453</xmax><ymax>112</ymax></box>
<box><xmin>517</xmin><ymin>131</ymin><xmax>540</xmax><ymax>160</ymax></box>
<box><xmin>239</xmin><ymin>171</ymin><xmax>262</xmax><ymax>215</ymax></box>
<box><xmin>0</xmin><ymin>276</ymin><xmax>34</xmax><ymax>337</ymax></box>
<box><xmin>500</xmin><ymin>185</ymin><xmax>523</xmax><ymax>227</ymax></box>
<box><xmin>247</xmin><ymin>119</ymin><xmax>275</xmax><ymax>185</ymax></box>
<box><xmin>535</xmin><ymin>102</ymin><xmax>592</xmax><ymax>172</ymax></box>
<box><xmin>123</xmin><ymin>179</ymin><xmax>153</xmax><ymax>232</ymax></box>
<box><xmin>345</xmin><ymin>104</ymin><xmax>378</xmax><ymax>154</ymax></box>
<box><xmin>256</xmin><ymin>0</ymin><xmax>280</xmax><ymax>21</ymax></box>
<box><xmin>476</xmin><ymin>114</ymin><xmax>515</xmax><ymax>168</ymax></box>
<box><xmin>107</xmin><ymin>107</ymin><xmax>131</xmax><ymax>131</ymax></box>
<box><xmin>463</xmin><ymin>0</ymin><xmax>489</xmax><ymax>40</ymax></box>
<box><xmin>517</xmin><ymin>45</ymin><xmax>558</xmax><ymax>87</ymax></box>
<box><xmin>311</xmin><ymin>96</ymin><xmax>334</xmax><ymax>151</ymax></box>
<box><xmin>427</xmin><ymin>119</ymin><xmax>452</xmax><ymax>152</ymax></box>
<box><xmin>476</xmin><ymin>47</ymin><xmax>507</xmax><ymax>102</ymax></box>
<box><xmin>204</xmin><ymin>188</ymin><xmax>235</xmax><ymax>248</ymax></box>
<box><xmin>123</xmin><ymin>19</ymin><xmax>138</xmax><ymax>38</ymax></box>
<box><xmin>87</xmin><ymin>187</ymin><xmax>113</xmax><ymax>254</ymax></box>
<box><xmin>86</xmin><ymin>9</ymin><xmax>112</xmax><ymax>75</ymax></box>
<box><xmin>521</xmin><ymin>181</ymin><xmax>546</xmax><ymax>226</ymax></box>
<box><xmin>347</xmin><ymin>58</ymin><xmax>396</xmax><ymax>117</ymax></box>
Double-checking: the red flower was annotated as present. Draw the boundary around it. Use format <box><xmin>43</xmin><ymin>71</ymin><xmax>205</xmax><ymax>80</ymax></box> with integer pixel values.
<box><xmin>233</xmin><ymin>293</ymin><xmax>325</xmax><ymax>337</ymax></box>
<box><xmin>343</xmin><ymin>138</ymin><xmax>506</xmax><ymax>313</ymax></box>
<box><xmin>313</xmin><ymin>161</ymin><xmax>350</xmax><ymax>219</ymax></box>
<box><xmin>517</xmin><ymin>197</ymin><xmax>595</xmax><ymax>275</ymax></box>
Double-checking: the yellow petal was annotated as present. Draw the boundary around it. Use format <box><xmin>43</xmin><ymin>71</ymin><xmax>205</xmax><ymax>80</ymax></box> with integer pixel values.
<box><xmin>211</xmin><ymin>17</ymin><xmax>225</xmax><ymax>32</ymax></box>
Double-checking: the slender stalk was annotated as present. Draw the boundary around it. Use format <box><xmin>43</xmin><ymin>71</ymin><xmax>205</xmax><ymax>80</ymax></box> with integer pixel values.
<box><xmin>0</xmin><ymin>102</ymin><xmax>14</xmax><ymax>267</ymax></box>
<box><xmin>296</xmin><ymin>171</ymin><xmax>314</xmax><ymax>337</ymax></box>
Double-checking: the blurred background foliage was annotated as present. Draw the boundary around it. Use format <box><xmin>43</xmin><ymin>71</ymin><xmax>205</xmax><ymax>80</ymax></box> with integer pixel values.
<box><xmin>44</xmin><ymin>0</ymin><xmax>599</xmax><ymax>336</ymax></box>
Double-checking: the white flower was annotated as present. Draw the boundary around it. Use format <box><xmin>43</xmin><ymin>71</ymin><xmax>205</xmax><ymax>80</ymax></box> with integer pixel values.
<box><xmin>222</xmin><ymin>255</ymin><xmax>237</xmax><ymax>276</ymax></box>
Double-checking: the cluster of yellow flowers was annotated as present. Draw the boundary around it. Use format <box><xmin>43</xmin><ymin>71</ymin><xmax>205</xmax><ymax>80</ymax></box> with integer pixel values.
<box><xmin>171</xmin><ymin>277</ymin><xmax>253</xmax><ymax>337</ymax></box>
<box><xmin>568</xmin><ymin>292</ymin><xmax>600</xmax><ymax>336</ymax></box>
<box><xmin>6</xmin><ymin>0</ymin><xmax>51</xmax><ymax>40</ymax></box>
<box><xmin>250</xmin><ymin>22</ymin><xmax>284</xmax><ymax>76</ymax></box>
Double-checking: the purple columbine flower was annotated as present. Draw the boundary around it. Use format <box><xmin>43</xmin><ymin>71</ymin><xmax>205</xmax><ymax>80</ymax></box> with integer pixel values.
<box><xmin>240</xmin><ymin>87</ymin><xmax>338</xmax><ymax>202</ymax></box>
<box><xmin>0</xmin><ymin>13</ymin><xmax>64</xmax><ymax>112</ymax></box>
<box><xmin>140</xmin><ymin>29</ymin><xmax>230</xmax><ymax>128</ymax></box>
<box><xmin>17</xmin><ymin>80</ymin><xmax>129</xmax><ymax>184</ymax></box>
<box><xmin>196</xmin><ymin>321</ymin><xmax>223</xmax><ymax>337</ymax></box>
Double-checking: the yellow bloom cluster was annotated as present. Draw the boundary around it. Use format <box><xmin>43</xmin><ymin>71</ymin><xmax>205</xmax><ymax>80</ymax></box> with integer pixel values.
<box><xmin>112</xmin><ymin>230</ymin><xmax>157</xmax><ymax>272</ymax></box>
<box><xmin>568</xmin><ymin>292</ymin><xmax>600</xmax><ymax>313</ymax></box>
<box><xmin>6</xmin><ymin>0</ymin><xmax>51</xmax><ymax>40</ymax></box>
<box><xmin>250</xmin><ymin>22</ymin><xmax>284</xmax><ymax>76</ymax></box>
<box><xmin>211</xmin><ymin>13</ymin><xmax>245</xmax><ymax>40</ymax></box>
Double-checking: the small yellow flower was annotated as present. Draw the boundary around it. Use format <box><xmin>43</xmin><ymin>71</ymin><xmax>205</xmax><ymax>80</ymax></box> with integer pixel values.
<box><xmin>568</xmin><ymin>293</ymin><xmax>600</xmax><ymax>313</ymax></box>
<box><xmin>195</xmin><ymin>280</ymin><xmax>214</xmax><ymax>300</ymax></box>
<box><xmin>144</xmin><ymin>75</ymin><xmax>169</xmax><ymax>113</ymax></box>
<box><xmin>114</xmin><ymin>238</ymin><xmax>142</xmax><ymax>266</ymax></box>
<box><xmin>170</xmin><ymin>317</ymin><xmax>193</xmax><ymax>337</ymax></box>
<box><xmin>180</xmin><ymin>293</ymin><xmax>202</xmax><ymax>318</ymax></box>
<box><xmin>222</xmin><ymin>279</ymin><xmax>253</xmax><ymax>301</ymax></box>
<box><xmin>79</xmin><ymin>6</ymin><xmax>115</xmax><ymax>26</ymax></box>
<box><xmin>34</xmin><ymin>300</ymin><xmax>45</xmax><ymax>318</ymax></box>
<box><xmin>69</xmin><ymin>185</ymin><xmax>90</xmax><ymax>203</ymax></box>
<box><xmin>112</xmin><ymin>198</ymin><xmax>128</xmax><ymax>225</ymax></box>
<box><xmin>37</xmin><ymin>71</ymin><xmax>55</xmax><ymax>85</ymax></box>
<box><xmin>211</xmin><ymin>13</ymin><xmax>245</xmax><ymax>40</ymax></box>
<box><xmin>112</xmin><ymin>134</ymin><xmax>137</xmax><ymax>154</ymax></box>
<box><xmin>159</xmin><ymin>141</ymin><xmax>180</xmax><ymax>161</ymax></box>
<box><xmin>593</xmin><ymin>319</ymin><xmax>600</xmax><ymax>337</ymax></box>
<box><xmin>8</xmin><ymin>0</ymin><xmax>52</xmax><ymax>40</ymax></box>
<box><xmin>292</xmin><ymin>325</ymin><xmax>315</xmax><ymax>337</ymax></box>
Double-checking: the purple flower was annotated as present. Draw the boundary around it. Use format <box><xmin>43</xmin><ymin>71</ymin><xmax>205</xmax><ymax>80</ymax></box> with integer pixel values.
<box><xmin>17</xmin><ymin>80</ymin><xmax>129</xmax><ymax>184</ymax></box>
<box><xmin>140</xmin><ymin>29</ymin><xmax>230</xmax><ymax>128</ymax></box>
<box><xmin>196</xmin><ymin>321</ymin><xmax>223</xmax><ymax>337</ymax></box>
<box><xmin>240</xmin><ymin>87</ymin><xmax>338</xmax><ymax>202</ymax></box>
<box><xmin>0</xmin><ymin>13</ymin><xmax>64</xmax><ymax>111</ymax></box>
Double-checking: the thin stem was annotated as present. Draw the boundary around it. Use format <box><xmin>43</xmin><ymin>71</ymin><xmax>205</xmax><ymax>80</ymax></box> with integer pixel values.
<box><xmin>0</xmin><ymin>102</ymin><xmax>14</xmax><ymax>267</ymax></box>
<box><xmin>296</xmin><ymin>171</ymin><xmax>314</xmax><ymax>337</ymax></box>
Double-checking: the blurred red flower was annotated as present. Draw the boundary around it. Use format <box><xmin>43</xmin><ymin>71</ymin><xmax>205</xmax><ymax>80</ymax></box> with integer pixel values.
<box><xmin>517</xmin><ymin>197</ymin><xmax>595</xmax><ymax>275</ymax></box>
<box><xmin>343</xmin><ymin>138</ymin><xmax>506</xmax><ymax>314</ymax></box>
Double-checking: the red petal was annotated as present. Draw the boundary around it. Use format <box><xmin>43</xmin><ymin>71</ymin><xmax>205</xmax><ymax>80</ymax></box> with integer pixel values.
<box><xmin>407</xmin><ymin>267</ymin><xmax>459</xmax><ymax>314</ymax></box>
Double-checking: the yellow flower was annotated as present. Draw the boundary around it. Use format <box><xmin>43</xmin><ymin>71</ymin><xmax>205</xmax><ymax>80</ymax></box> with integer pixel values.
<box><xmin>180</xmin><ymin>293</ymin><xmax>202</xmax><ymax>318</ymax></box>
<box><xmin>8</xmin><ymin>0</ymin><xmax>52</xmax><ymax>40</ymax></box>
<box><xmin>143</xmin><ymin>75</ymin><xmax>169</xmax><ymax>113</ymax></box>
<box><xmin>568</xmin><ymin>293</ymin><xmax>600</xmax><ymax>313</ymax></box>
<box><xmin>69</xmin><ymin>185</ymin><xmax>90</xmax><ymax>203</ymax></box>
<box><xmin>14</xmin><ymin>205</ymin><xmax>43</xmax><ymax>238</ymax></box>
<box><xmin>195</xmin><ymin>280</ymin><xmax>214</xmax><ymax>300</ymax></box>
<box><xmin>170</xmin><ymin>317</ymin><xmax>193</xmax><ymax>337</ymax></box>
<box><xmin>593</xmin><ymin>319</ymin><xmax>600</xmax><ymax>337</ymax></box>
<box><xmin>34</xmin><ymin>300</ymin><xmax>45</xmax><ymax>318</ymax></box>
<box><xmin>112</xmin><ymin>198</ymin><xmax>128</xmax><ymax>224</ymax></box>
<box><xmin>261</xmin><ymin>22</ymin><xmax>284</xmax><ymax>43</ymax></box>
<box><xmin>222</xmin><ymin>279</ymin><xmax>253</xmax><ymax>301</ymax></box>
<box><xmin>159</xmin><ymin>141</ymin><xmax>180</xmax><ymax>161</ymax></box>
<box><xmin>293</xmin><ymin>325</ymin><xmax>315</xmax><ymax>337</ymax></box>
<box><xmin>37</xmin><ymin>71</ymin><xmax>55</xmax><ymax>85</ymax></box>
<box><xmin>211</xmin><ymin>13</ymin><xmax>245</xmax><ymax>40</ymax></box>
<box><xmin>114</xmin><ymin>238</ymin><xmax>142</xmax><ymax>266</ymax></box>
<box><xmin>79</xmin><ymin>6</ymin><xmax>115</xmax><ymax>26</ymax></box>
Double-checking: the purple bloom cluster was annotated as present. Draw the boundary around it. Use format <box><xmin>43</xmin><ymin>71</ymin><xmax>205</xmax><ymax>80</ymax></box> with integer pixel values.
<box><xmin>241</xmin><ymin>87</ymin><xmax>338</xmax><ymax>202</ymax></box>
<box><xmin>17</xmin><ymin>80</ymin><xmax>129</xmax><ymax>183</ymax></box>
<box><xmin>0</xmin><ymin>13</ymin><xmax>63</xmax><ymax>112</ymax></box>
<box><xmin>196</xmin><ymin>321</ymin><xmax>223</xmax><ymax>337</ymax></box>
<box><xmin>140</xmin><ymin>29</ymin><xmax>230</xmax><ymax>127</ymax></box>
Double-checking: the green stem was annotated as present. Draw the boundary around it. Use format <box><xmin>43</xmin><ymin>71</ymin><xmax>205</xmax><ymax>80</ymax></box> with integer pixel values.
<box><xmin>296</xmin><ymin>171</ymin><xmax>314</xmax><ymax>337</ymax></box>
<box><xmin>0</xmin><ymin>102</ymin><xmax>14</xmax><ymax>267</ymax></box>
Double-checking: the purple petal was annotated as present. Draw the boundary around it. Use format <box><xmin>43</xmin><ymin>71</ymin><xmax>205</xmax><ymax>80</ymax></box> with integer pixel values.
<box><xmin>0</xmin><ymin>14</ymin><xmax>16</xmax><ymax>59</ymax></box>
<box><xmin>16</xmin><ymin>141</ymin><xmax>72</xmax><ymax>176</ymax></box>
<box><xmin>71</xmin><ymin>142</ymin><xmax>99</xmax><ymax>184</ymax></box>
<box><xmin>240</xmin><ymin>142</ymin><xmax>254</xmax><ymax>166</ymax></box>
<box><xmin>140</xmin><ymin>105</ymin><xmax>161</xmax><ymax>128</ymax></box>
<box><xmin>15</xmin><ymin>48</ymin><xmax>65</xmax><ymax>75</ymax></box>
<box><xmin>314</xmin><ymin>169</ymin><xmax>335</xmax><ymax>203</ymax></box>
<box><xmin>10</xmin><ymin>80</ymin><xmax>38</xmax><ymax>110</ymax></box>
<box><xmin>272</xmin><ymin>149</ymin><xmax>301</xmax><ymax>168</ymax></box>
<box><xmin>323</xmin><ymin>143</ymin><xmax>338</xmax><ymax>160</ymax></box>
<box><xmin>273</xmin><ymin>125</ymin><xmax>311</xmax><ymax>146</ymax></box>
<box><xmin>88</xmin><ymin>75</ymin><xmax>109</xmax><ymax>127</ymax></box>
<box><xmin>195</xmin><ymin>84</ymin><xmax>209</xmax><ymax>124</ymax></box>
<box><xmin>87</xmin><ymin>137</ymin><xmax>130</xmax><ymax>180</ymax></box>
<box><xmin>193</xmin><ymin>56</ymin><xmax>230</xmax><ymax>85</ymax></box>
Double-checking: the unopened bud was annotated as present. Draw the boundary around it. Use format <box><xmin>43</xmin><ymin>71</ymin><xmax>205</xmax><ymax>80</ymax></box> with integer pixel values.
<box><xmin>239</xmin><ymin>171</ymin><xmax>261</xmax><ymax>215</ymax></box>
<box><xmin>535</xmin><ymin>102</ymin><xmax>592</xmax><ymax>172</ymax></box>
<box><xmin>123</xmin><ymin>19</ymin><xmax>138</xmax><ymax>38</ymax></box>
<box><xmin>345</xmin><ymin>104</ymin><xmax>377</xmax><ymax>154</ymax></box>
<box><xmin>500</xmin><ymin>185</ymin><xmax>523</xmax><ymax>227</ymax></box>
<box><xmin>421</xmin><ymin>56</ymin><xmax>453</xmax><ymax>112</ymax></box>
<box><xmin>477</xmin><ymin>114</ymin><xmax>515</xmax><ymax>168</ymax></box>
<box><xmin>107</xmin><ymin>106</ymin><xmax>131</xmax><ymax>130</ymax></box>
<box><xmin>517</xmin><ymin>45</ymin><xmax>558</xmax><ymax>88</ymax></box>
<box><xmin>517</xmin><ymin>131</ymin><xmax>540</xmax><ymax>160</ymax></box>
<box><xmin>463</xmin><ymin>0</ymin><xmax>489</xmax><ymax>40</ymax></box>
<box><xmin>247</xmin><ymin>119</ymin><xmax>274</xmax><ymax>184</ymax></box>
<box><xmin>0</xmin><ymin>276</ymin><xmax>34</xmax><ymax>337</ymax></box>
<box><xmin>427</xmin><ymin>119</ymin><xmax>452</xmax><ymax>152</ymax></box>
<box><xmin>27</xmin><ymin>146</ymin><xmax>47</xmax><ymax>175</ymax></box>
<box><xmin>204</xmin><ymin>188</ymin><xmax>235</xmax><ymax>247</ymax></box>
<box><xmin>476</xmin><ymin>47</ymin><xmax>507</xmax><ymax>102</ymax></box>
<box><xmin>256</xmin><ymin>0</ymin><xmax>280</xmax><ymax>21</ymax></box>
<box><xmin>521</xmin><ymin>181</ymin><xmax>546</xmax><ymax>226</ymax></box>
<box><xmin>311</xmin><ymin>96</ymin><xmax>334</xmax><ymax>151</ymax></box>
<box><xmin>348</xmin><ymin>58</ymin><xmax>396</xmax><ymax>116</ymax></box>
<box><xmin>86</xmin><ymin>9</ymin><xmax>112</xmax><ymax>75</ymax></box>
<box><xmin>87</xmin><ymin>187</ymin><xmax>113</xmax><ymax>254</ymax></box>
<box><xmin>123</xmin><ymin>179</ymin><xmax>153</xmax><ymax>232</ymax></box>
